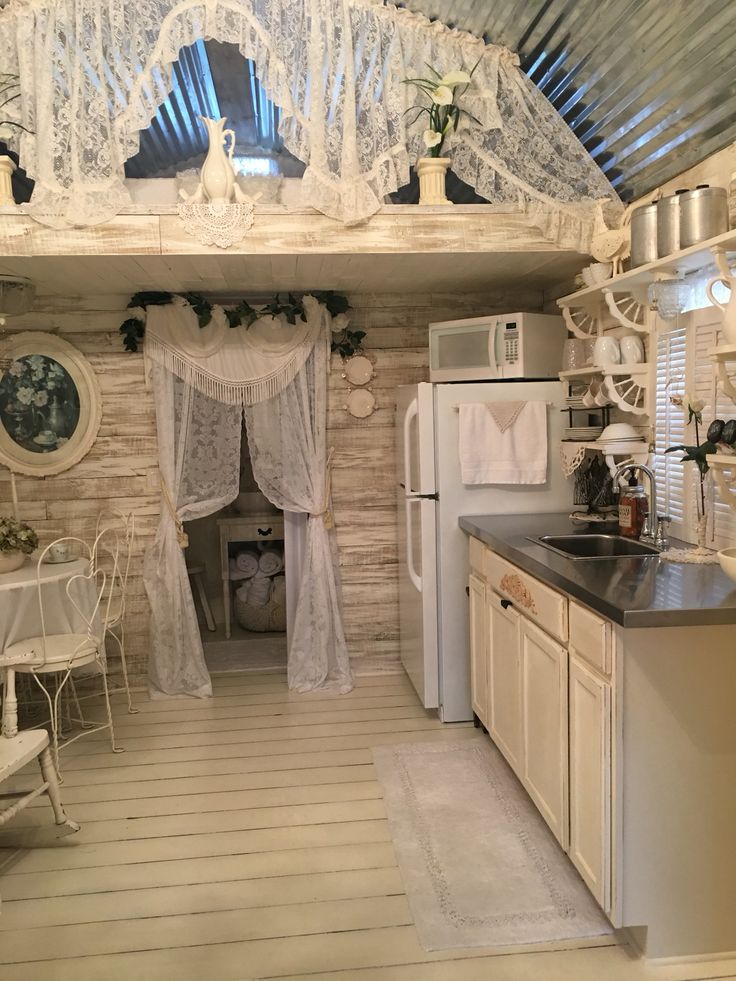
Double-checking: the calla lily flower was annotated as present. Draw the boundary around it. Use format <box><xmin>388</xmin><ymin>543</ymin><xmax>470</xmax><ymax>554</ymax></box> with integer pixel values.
<box><xmin>431</xmin><ymin>85</ymin><xmax>453</xmax><ymax>106</ymax></box>
<box><xmin>422</xmin><ymin>129</ymin><xmax>442</xmax><ymax>148</ymax></box>
<box><xmin>439</xmin><ymin>71</ymin><xmax>472</xmax><ymax>87</ymax></box>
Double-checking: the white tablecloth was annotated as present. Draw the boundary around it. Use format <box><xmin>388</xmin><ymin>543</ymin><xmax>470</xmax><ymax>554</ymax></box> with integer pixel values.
<box><xmin>0</xmin><ymin>556</ymin><xmax>96</xmax><ymax>654</ymax></box>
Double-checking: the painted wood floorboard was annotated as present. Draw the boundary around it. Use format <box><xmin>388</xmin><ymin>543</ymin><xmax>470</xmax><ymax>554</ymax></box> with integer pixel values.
<box><xmin>2</xmin><ymin>671</ymin><xmax>734</xmax><ymax>981</ymax></box>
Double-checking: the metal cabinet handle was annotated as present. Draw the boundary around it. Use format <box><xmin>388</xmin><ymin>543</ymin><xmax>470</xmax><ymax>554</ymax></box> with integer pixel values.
<box><xmin>500</xmin><ymin>599</ymin><xmax>513</xmax><ymax>610</ymax></box>
<box><xmin>257</xmin><ymin>527</ymin><xmax>272</xmax><ymax>536</ymax></box>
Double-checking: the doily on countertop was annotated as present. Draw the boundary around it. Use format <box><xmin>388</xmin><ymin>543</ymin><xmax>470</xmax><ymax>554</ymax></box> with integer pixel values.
<box><xmin>659</xmin><ymin>547</ymin><xmax>720</xmax><ymax>565</ymax></box>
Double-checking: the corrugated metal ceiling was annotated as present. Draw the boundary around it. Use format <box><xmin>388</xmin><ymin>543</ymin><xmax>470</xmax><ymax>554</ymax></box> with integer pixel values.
<box><xmin>393</xmin><ymin>0</ymin><xmax>736</xmax><ymax>200</ymax></box>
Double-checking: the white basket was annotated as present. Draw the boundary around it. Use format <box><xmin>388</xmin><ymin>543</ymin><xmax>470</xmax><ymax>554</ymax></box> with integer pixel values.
<box><xmin>234</xmin><ymin>593</ymin><xmax>286</xmax><ymax>633</ymax></box>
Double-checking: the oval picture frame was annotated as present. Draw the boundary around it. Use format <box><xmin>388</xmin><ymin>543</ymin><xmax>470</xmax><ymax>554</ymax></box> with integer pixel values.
<box><xmin>0</xmin><ymin>332</ymin><xmax>102</xmax><ymax>477</ymax></box>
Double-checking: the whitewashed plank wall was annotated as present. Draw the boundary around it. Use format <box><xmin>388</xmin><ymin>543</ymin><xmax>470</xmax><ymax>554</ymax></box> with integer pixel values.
<box><xmin>0</xmin><ymin>288</ymin><xmax>540</xmax><ymax>681</ymax></box>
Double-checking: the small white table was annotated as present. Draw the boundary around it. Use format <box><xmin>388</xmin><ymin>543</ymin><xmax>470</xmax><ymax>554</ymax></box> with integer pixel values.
<box><xmin>0</xmin><ymin>555</ymin><xmax>93</xmax><ymax>653</ymax></box>
<box><xmin>217</xmin><ymin>513</ymin><xmax>284</xmax><ymax>638</ymax></box>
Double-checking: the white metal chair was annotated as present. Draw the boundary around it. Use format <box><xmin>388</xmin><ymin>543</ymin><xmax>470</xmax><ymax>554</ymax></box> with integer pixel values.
<box><xmin>1</xmin><ymin>535</ymin><xmax>121</xmax><ymax>777</ymax></box>
<box><xmin>0</xmin><ymin>657</ymin><xmax>80</xmax><ymax>843</ymax></box>
<box><xmin>95</xmin><ymin>508</ymin><xmax>138</xmax><ymax>713</ymax></box>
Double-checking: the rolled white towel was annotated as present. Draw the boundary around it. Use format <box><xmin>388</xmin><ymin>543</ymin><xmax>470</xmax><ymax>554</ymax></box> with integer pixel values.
<box><xmin>258</xmin><ymin>548</ymin><xmax>284</xmax><ymax>576</ymax></box>
<box><xmin>234</xmin><ymin>550</ymin><xmax>259</xmax><ymax>576</ymax></box>
<box><xmin>229</xmin><ymin>557</ymin><xmax>256</xmax><ymax>582</ymax></box>
<box><xmin>271</xmin><ymin>574</ymin><xmax>286</xmax><ymax>605</ymax></box>
<box><xmin>235</xmin><ymin>581</ymin><xmax>251</xmax><ymax>604</ymax></box>
<box><xmin>247</xmin><ymin>571</ymin><xmax>272</xmax><ymax>607</ymax></box>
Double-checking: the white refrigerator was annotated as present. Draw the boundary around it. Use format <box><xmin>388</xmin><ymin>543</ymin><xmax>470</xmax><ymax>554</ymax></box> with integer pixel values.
<box><xmin>396</xmin><ymin>381</ymin><xmax>571</xmax><ymax>722</ymax></box>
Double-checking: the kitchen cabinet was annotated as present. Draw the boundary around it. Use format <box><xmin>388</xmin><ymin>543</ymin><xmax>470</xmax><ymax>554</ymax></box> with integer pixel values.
<box><xmin>488</xmin><ymin>591</ymin><xmax>523</xmax><ymax>773</ymax></box>
<box><xmin>569</xmin><ymin>652</ymin><xmax>611</xmax><ymax>910</ymax></box>
<box><xmin>468</xmin><ymin>572</ymin><xmax>489</xmax><ymax>728</ymax></box>
<box><xmin>520</xmin><ymin>618</ymin><xmax>569</xmax><ymax>849</ymax></box>
<box><xmin>464</xmin><ymin>523</ymin><xmax>736</xmax><ymax>959</ymax></box>
<box><xmin>468</xmin><ymin>540</ymin><xmax>612</xmax><ymax>912</ymax></box>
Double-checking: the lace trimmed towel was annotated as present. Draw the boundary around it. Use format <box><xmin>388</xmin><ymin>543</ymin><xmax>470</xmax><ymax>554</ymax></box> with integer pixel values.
<box><xmin>458</xmin><ymin>402</ymin><xmax>548</xmax><ymax>485</ymax></box>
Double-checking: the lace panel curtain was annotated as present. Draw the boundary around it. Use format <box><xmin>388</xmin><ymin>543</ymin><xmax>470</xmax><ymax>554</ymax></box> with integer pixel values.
<box><xmin>0</xmin><ymin>0</ymin><xmax>619</xmax><ymax>243</ymax></box>
<box><xmin>244</xmin><ymin>320</ymin><xmax>352</xmax><ymax>693</ymax></box>
<box><xmin>143</xmin><ymin>296</ymin><xmax>350</xmax><ymax>697</ymax></box>
<box><xmin>143</xmin><ymin>362</ymin><xmax>241</xmax><ymax>697</ymax></box>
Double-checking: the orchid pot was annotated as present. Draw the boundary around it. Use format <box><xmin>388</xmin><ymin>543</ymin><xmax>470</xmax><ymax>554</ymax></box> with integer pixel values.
<box><xmin>0</xmin><ymin>155</ymin><xmax>16</xmax><ymax>207</ymax></box>
<box><xmin>416</xmin><ymin>157</ymin><xmax>452</xmax><ymax>206</ymax></box>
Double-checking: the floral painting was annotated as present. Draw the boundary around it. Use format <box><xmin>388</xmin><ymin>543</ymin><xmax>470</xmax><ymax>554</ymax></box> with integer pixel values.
<box><xmin>0</xmin><ymin>354</ymin><xmax>81</xmax><ymax>453</ymax></box>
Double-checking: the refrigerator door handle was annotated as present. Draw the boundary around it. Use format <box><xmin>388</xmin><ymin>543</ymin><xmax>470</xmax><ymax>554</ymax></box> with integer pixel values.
<box><xmin>405</xmin><ymin>498</ymin><xmax>422</xmax><ymax>593</ymax></box>
<box><xmin>403</xmin><ymin>397</ymin><xmax>418</xmax><ymax>492</ymax></box>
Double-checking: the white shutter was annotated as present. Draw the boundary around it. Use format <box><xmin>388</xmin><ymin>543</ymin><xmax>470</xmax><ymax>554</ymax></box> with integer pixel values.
<box><xmin>654</xmin><ymin>307</ymin><xmax>736</xmax><ymax>549</ymax></box>
<box><xmin>654</xmin><ymin>324</ymin><xmax>687</xmax><ymax>537</ymax></box>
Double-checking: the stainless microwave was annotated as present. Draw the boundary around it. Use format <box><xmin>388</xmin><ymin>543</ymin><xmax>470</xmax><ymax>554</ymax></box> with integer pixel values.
<box><xmin>428</xmin><ymin>312</ymin><xmax>567</xmax><ymax>382</ymax></box>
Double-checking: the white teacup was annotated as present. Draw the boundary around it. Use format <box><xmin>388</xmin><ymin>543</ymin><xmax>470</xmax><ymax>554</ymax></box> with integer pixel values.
<box><xmin>48</xmin><ymin>542</ymin><xmax>71</xmax><ymax>562</ymax></box>
<box><xmin>593</xmin><ymin>335</ymin><xmax>621</xmax><ymax>367</ymax></box>
<box><xmin>619</xmin><ymin>334</ymin><xmax>645</xmax><ymax>364</ymax></box>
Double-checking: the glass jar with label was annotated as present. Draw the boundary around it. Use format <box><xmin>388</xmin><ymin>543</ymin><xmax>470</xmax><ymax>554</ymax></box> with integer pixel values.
<box><xmin>618</xmin><ymin>474</ymin><xmax>648</xmax><ymax>539</ymax></box>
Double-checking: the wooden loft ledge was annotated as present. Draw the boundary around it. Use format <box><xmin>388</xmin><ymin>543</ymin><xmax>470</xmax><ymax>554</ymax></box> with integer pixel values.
<box><xmin>0</xmin><ymin>205</ymin><xmax>586</xmax><ymax>295</ymax></box>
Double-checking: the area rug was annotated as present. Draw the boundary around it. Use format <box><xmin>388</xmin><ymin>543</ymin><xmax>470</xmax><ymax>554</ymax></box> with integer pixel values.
<box><xmin>372</xmin><ymin>738</ymin><xmax>613</xmax><ymax>951</ymax></box>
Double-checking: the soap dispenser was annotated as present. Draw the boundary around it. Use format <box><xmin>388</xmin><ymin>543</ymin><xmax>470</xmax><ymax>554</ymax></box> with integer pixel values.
<box><xmin>618</xmin><ymin>473</ymin><xmax>648</xmax><ymax>540</ymax></box>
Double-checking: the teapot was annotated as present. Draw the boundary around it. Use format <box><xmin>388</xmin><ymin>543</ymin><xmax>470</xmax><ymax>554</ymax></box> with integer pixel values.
<box><xmin>706</xmin><ymin>274</ymin><xmax>736</xmax><ymax>345</ymax></box>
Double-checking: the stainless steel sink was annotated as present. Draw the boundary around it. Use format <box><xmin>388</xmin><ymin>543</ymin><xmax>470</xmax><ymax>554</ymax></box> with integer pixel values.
<box><xmin>532</xmin><ymin>534</ymin><xmax>660</xmax><ymax>560</ymax></box>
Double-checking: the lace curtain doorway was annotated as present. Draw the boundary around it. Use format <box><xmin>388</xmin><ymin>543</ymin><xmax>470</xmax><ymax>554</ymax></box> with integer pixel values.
<box><xmin>143</xmin><ymin>297</ymin><xmax>352</xmax><ymax>698</ymax></box>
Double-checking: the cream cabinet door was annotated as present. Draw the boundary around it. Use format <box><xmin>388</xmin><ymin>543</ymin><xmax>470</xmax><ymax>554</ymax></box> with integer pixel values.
<box><xmin>469</xmin><ymin>573</ymin><xmax>489</xmax><ymax>728</ymax></box>
<box><xmin>520</xmin><ymin>618</ymin><xmax>569</xmax><ymax>849</ymax></box>
<box><xmin>569</xmin><ymin>652</ymin><xmax>611</xmax><ymax>910</ymax></box>
<box><xmin>488</xmin><ymin>591</ymin><xmax>522</xmax><ymax>776</ymax></box>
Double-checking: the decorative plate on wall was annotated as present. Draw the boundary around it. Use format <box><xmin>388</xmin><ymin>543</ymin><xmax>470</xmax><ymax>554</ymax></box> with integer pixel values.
<box><xmin>344</xmin><ymin>388</ymin><xmax>377</xmax><ymax>419</ymax></box>
<box><xmin>0</xmin><ymin>333</ymin><xmax>102</xmax><ymax>476</ymax></box>
<box><xmin>342</xmin><ymin>354</ymin><xmax>374</xmax><ymax>386</ymax></box>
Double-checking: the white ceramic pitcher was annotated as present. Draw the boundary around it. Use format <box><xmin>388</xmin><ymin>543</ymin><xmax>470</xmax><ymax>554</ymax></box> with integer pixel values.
<box><xmin>199</xmin><ymin>116</ymin><xmax>238</xmax><ymax>205</ymax></box>
<box><xmin>706</xmin><ymin>274</ymin><xmax>736</xmax><ymax>344</ymax></box>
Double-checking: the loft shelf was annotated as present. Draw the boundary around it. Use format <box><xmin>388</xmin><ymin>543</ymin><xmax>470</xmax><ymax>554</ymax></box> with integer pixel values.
<box><xmin>558</xmin><ymin>227</ymin><xmax>736</xmax><ymax>307</ymax></box>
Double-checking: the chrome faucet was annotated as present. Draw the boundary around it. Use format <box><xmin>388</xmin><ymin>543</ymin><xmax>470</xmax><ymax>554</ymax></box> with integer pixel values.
<box><xmin>613</xmin><ymin>463</ymin><xmax>659</xmax><ymax>545</ymax></box>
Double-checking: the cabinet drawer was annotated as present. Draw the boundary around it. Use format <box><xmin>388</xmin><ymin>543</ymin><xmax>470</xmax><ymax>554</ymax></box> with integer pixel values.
<box><xmin>469</xmin><ymin>536</ymin><xmax>488</xmax><ymax>578</ymax></box>
<box><xmin>569</xmin><ymin>600</ymin><xmax>611</xmax><ymax>677</ymax></box>
<box><xmin>486</xmin><ymin>551</ymin><xmax>568</xmax><ymax>644</ymax></box>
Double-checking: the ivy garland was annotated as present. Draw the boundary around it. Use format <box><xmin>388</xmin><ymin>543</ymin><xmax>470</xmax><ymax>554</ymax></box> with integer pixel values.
<box><xmin>119</xmin><ymin>290</ymin><xmax>366</xmax><ymax>358</ymax></box>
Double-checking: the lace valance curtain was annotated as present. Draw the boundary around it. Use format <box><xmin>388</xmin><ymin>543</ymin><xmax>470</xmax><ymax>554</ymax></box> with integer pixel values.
<box><xmin>142</xmin><ymin>295</ymin><xmax>352</xmax><ymax>697</ymax></box>
<box><xmin>0</xmin><ymin>0</ymin><xmax>619</xmax><ymax>247</ymax></box>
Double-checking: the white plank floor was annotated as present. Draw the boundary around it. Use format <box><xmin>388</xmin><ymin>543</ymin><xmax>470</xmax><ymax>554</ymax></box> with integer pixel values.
<box><xmin>1</xmin><ymin>671</ymin><xmax>735</xmax><ymax>981</ymax></box>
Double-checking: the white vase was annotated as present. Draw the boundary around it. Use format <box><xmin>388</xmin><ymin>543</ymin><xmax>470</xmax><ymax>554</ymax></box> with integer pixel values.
<box><xmin>416</xmin><ymin>157</ymin><xmax>452</xmax><ymax>206</ymax></box>
<box><xmin>0</xmin><ymin>155</ymin><xmax>17</xmax><ymax>207</ymax></box>
<box><xmin>199</xmin><ymin>116</ymin><xmax>238</xmax><ymax>206</ymax></box>
<box><xmin>0</xmin><ymin>551</ymin><xmax>25</xmax><ymax>573</ymax></box>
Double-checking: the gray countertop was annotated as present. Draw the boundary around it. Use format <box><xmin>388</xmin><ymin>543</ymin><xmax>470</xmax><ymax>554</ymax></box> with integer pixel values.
<box><xmin>459</xmin><ymin>513</ymin><xmax>736</xmax><ymax>627</ymax></box>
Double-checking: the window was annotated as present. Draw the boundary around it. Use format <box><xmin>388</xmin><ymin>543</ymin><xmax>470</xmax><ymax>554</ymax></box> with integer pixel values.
<box><xmin>654</xmin><ymin>307</ymin><xmax>736</xmax><ymax>549</ymax></box>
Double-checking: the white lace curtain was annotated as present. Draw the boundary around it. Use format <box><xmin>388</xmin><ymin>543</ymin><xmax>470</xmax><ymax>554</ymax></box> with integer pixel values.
<box><xmin>0</xmin><ymin>0</ymin><xmax>619</xmax><ymax>247</ymax></box>
<box><xmin>143</xmin><ymin>296</ymin><xmax>351</xmax><ymax>697</ymax></box>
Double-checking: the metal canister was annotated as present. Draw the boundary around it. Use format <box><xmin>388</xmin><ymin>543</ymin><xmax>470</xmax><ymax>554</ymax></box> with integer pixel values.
<box><xmin>656</xmin><ymin>189</ymin><xmax>688</xmax><ymax>257</ymax></box>
<box><xmin>679</xmin><ymin>185</ymin><xmax>728</xmax><ymax>248</ymax></box>
<box><xmin>630</xmin><ymin>202</ymin><xmax>658</xmax><ymax>267</ymax></box>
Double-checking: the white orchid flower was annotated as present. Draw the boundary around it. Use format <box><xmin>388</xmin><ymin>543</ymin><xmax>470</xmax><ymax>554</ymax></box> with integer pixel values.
<box><xmin>431</xmin><ymin>85</ymin><xmax>453</xmax><ymax>106</ymax></box>
<box><xmin>422</xmin><ymin>129</ymin><xmax>442</xmax><ymax>149</ymax></box>
<box><xmin>439</xmin><ymin>71</ymin><xmax>471</xmax><ymax>87</ymax></box>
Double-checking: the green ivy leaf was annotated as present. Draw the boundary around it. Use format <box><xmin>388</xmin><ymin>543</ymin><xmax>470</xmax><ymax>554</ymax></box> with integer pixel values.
<box><xmin>128</xmin><ymin>291</ymin><xmax>173</xmax><ymax>309</ymax></box>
